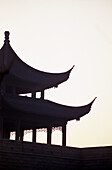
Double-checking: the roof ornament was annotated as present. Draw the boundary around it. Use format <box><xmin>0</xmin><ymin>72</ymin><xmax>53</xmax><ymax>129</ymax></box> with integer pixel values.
<box><xmin>69</xmin><ymin>65</ymin><xmax>75</xmax><ymax>73</ymax></box>
<box><xmin>4</xmin><ymin>31</ymin><xmax>10</xmax><ymax>43</ymax></box>
<box><xmin>71</xmin><ymin>65</ymin><xmax>75</xmax><ymax>71</ymax></box>
<box><xmin>90</xmin><ymin>97</ymin><xmax>97</xmax><ymax>105</ymax></box>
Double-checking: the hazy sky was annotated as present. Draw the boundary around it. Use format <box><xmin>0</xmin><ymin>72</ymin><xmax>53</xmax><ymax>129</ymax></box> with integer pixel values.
<box><xmin>0</xmin><ymin>0</ymin><xmax>112</xmax><ymax>147</ymax></box>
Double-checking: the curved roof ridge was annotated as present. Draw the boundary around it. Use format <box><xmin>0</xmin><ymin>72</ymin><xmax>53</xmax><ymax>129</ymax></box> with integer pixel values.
<box><xmin>44</xmin><ymin>97</ymin><xmax>96</xmax><ymax>108</ymax></box>
<box><xmin>1</xmin><ymin>34</ymin><xmax>73</xmax><ymax>76</ymax></box>
<box><xmin>15</xmin><ymin>55</ymin><xmax>74</xmax><ymax>75</ymax></box>
<box><xmin>0</xmin><ymin>31</ymin><xmax>74</xmax><ymax>93</ymax></box>
<box><xmin>2</xmin><ymin>94</ymin><xmax>96</xmax><ymax>121</ymax></box>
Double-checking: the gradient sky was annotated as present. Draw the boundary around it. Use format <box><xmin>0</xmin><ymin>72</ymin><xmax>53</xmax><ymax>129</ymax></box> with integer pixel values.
<box><xmin>0</xmin><ymin>0</ymin><xmax>112</xmax><ymax>147</ymax></box>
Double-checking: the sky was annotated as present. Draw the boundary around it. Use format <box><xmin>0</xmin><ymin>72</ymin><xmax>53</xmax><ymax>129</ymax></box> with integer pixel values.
<box><xmin>0</xmin><ymin>0</ymin><xmax>112</xmax><ymax>147</ymax></box>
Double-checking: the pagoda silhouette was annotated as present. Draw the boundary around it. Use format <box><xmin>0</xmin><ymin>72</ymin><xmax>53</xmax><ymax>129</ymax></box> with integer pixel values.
<box><xmin>0</xmin><ymin>31</ymin><xmax>96</xmax><ymax>146</ymax></box>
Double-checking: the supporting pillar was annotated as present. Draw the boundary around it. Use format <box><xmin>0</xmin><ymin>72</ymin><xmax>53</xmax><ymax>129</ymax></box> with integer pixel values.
<box><xmin>0</xmin><ymin>117</ymin><xmax>3</xmax><ymax>139</ymax></box>
<box><xmin>32</xmin><ymin>91</ymin><xmax>36</xmax><ymax>98</ymax></box>
<box><xmin>16</xmin><ymin>120</ymin><xmax>20</xmax><ymax>141</ymax></box>
<box><xmin>20</xmin><ymin>129</ymin><xmax>24</xmax><ymax>141</ymax></box>
<box><xmin>32</xmin><ymin>128</ymin><xmax>36</xmax><ymax>142</ymax></box>
<box><xmin>47</xmin><ymin>126</ymin><xmax>52</xmax><ymax>144</ymax></box>
<box><xmin>62</xmin><ymin>123</ymin><xmax>67</xmax><ymax>146</ymax></box>
<box><xmin>41</xmin><ymin>90</ymin><xmax>44</xmax><ymax>100</ymax></box>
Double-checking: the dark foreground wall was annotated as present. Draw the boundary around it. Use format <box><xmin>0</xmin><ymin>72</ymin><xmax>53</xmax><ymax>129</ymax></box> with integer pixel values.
<box><xmin>0</xmin><ymin>139</ymin><xmax>112</xmax><ymax>170</ymax></box>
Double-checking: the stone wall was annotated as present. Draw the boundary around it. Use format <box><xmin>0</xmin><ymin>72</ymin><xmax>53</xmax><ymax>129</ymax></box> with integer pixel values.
<box><xmin>81</xmin><ymin>147</ymin><xmax>112</xmax><ymax>169</ymax></box>
<box><xmin>0</xmin><ymin>139</ymin><xmax>112</xmax><ymax>170</ymax></box>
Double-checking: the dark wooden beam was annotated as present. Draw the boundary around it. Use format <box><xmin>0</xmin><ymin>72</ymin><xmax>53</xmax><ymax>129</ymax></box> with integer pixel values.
<box><xmin>16</xmin><ymin>120</ymin><xmax>20</xmax><ymax>141</ymax></box>
<box><xmin>47</xmin><ymin>126</ymin><xmax>52</xmax><ymax>144</ymax></box>
<box><xmin>62</xmin><ymin>123</ymin><xmax>67</xmax><ymax>146</ymax></box>
<box><xmin>32</xmin><ymin>91</ymin><xmax>36</xmax><ymax>98</ymax></box>
<box><xmin>41</xmin><ymin>90</ymin><xmax>44</xmax><ymax>99</ymax></box>
<box><xmin>32</xmin><ymin>128</ymin><xmax>36</xmax><ymax>142</ymax></box>
<box><xmin>20</xmin><ymin>129</ymin><xmax>24</xmax><ymax>141</ymax></box>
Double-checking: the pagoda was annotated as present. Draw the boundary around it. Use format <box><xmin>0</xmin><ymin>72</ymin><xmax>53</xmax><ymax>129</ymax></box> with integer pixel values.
<box><xmin>0</xmin><ymin>31</ymin><xmax>96</xmax><ymax>146</ymax></box>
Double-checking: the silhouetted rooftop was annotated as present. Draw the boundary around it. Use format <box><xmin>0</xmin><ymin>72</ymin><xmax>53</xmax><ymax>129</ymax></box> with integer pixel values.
<box><xmin>1</xmin><ymin>94</ymin><xmax>96</xmax><ymax>125</ymax></box>
<box><xmin>0</xmin><ymin>32</ymin><xmax>96</xmax><ymax>136</ymax></box>
<box><xmin>0</xmin><ymin>31</ymin><xmax>73</xmax><ymax>94</ymax></box>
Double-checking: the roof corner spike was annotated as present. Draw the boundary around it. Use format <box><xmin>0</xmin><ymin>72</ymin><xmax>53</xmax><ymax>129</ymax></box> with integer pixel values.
<box><xmin>92</xmin><ymin>97</ymin><xmax>97</xmax><ymax>103</ymax></box>
<box><xmin>69</xmin><ymin>65</ymin><xmax>75</xmax><ymax>73</ymax></box>
<box><xmin>90</xmin><ymin>97</ymin><xmax>97</xmax><ymax>106</ymax></box>
<box><xmin>4</xmin><ymin>31</ymin><xmax>10</xmax><ymax>43</ymax></box>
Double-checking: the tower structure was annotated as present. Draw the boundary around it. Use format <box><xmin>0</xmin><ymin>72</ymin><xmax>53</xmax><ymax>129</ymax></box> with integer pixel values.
<box><xmin>0</xmin><ymin>31</ymin><xmax>95</xmax><ymax>146</ymax></box>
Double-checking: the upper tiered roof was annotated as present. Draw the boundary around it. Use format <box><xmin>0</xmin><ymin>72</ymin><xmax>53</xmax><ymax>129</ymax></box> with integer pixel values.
<box><xmin>0</xmin><ymin>31</ymin><xmax>73</xmax><ymax>94</ymax></box>
<box><xmin>0</xmin><ymin>31</ymin><xmax>96</xmax><ymax>146</ymax></box>
<box><xmin>0</xmin><ymin>31</ymin><xmax>96</xmax><ymax>124</ymax></box>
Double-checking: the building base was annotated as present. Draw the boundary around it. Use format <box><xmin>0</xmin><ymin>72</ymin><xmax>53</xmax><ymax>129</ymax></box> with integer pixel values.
<box><xmin>0</xmin><ymin>139</ymin><xmax>112</xmax><ymax>170</ymax></box>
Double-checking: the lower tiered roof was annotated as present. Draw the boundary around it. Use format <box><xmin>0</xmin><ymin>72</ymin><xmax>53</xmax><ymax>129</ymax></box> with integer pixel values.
<box><xmin>1</xmin><ymin>94</ymin><xmax>96</xmax><ymax>124</ymax></box>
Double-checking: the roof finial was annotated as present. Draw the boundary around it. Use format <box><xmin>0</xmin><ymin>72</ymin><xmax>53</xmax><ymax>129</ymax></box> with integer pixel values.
<box><xmin>4</xmin><ymin>31</ymin><xmax>10</xmax><ymax>43</ymax></box>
